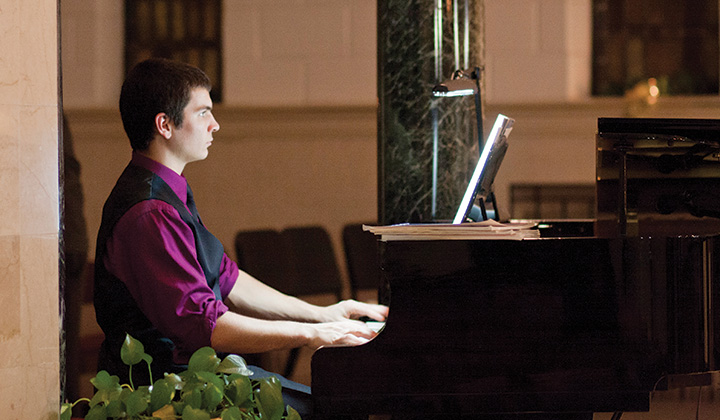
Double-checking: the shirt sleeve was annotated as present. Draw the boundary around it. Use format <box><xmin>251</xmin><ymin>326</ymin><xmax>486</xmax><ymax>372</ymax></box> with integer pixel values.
<box><xmin>218</xmin><ymin>254</ymin><xmax>239</xmax><ymax>298</ymax></box>
<box><xmin>105</xmin><ymin>199</ymin><xmax>232</xmax><ymax>356</ymax></box>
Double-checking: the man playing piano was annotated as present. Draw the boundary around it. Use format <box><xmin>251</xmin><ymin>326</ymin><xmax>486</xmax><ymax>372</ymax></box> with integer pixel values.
<box><xmin>93</xmin><ymin>57</ymin><xmax>388</xmax><ymax>417</ymax></box>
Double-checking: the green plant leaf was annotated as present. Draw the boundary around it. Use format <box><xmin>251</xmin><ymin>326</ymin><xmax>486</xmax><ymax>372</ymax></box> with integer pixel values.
<box><xmin>88</xmin><ymin>391</ymin><xmax>105</xmax><ymax>409</ymax></box>
<box><xmin>117</xmin><ymin>386</ymin><xmax>133</xmax><ymax>410</ymax></box>
<box><xmin>121</xmin><ymin>334</ymin><xmax>148</xmax><ymax>366</ymax></box>
<box><xmin>172</xmin><ymin>400</ymin><xmax>187</xmax><ymax>416</ymax></box>
<box><xmin>187</xmin><ymin>346</ymin><xmax>221</xmax><ymax>373</ymax></box>
<box><xmin>143</xmin><ymin>352</ymin><xmax>154</xmax><ymax>365</ymax></box>
<box><xmin>285</xmin><ymin>405</ymin><xmax>301</xmax><ymax>420</ymax></box>
<box><xmin>60</xmin><ymin>402</ymin><xmax>73</xmax><ymax>420</ymax></box>
<box><xmin>217</xmin><ymin>354</ymin><xmax>254</xmax><ymax>376</ymax></box>
<box><xmin>183</xmin><ymin>387</ymin><xmax>203</xmax><ymax>409</ymax></box>
<box><xmin>182</xmin><ymin>404</ymin><xmax>212</xmax><ymax>420</ymax></box>
<box><xmin>202</xmin><ymin>381</ymin><xmax>224</xmax><ymax>411</ymax></box>
<box><xmin>196</xmin><ymin>370</ymin><xmax>224</xmax><ymax>389</ymax></box>
<box><xmin>150</xmin><ymin>377</ymin><xmax>176</xmax><ymax>413</ymax></box>
<box><xmin>220</xmin><ymin>406</ymin><xmax>244</xmax><ymax>420</ymax></box>
<box><xmin>84</xmin><ymin>404</ymin><xmax>107</xmax><ymax>420</ymax></box>
<box><xmin>125</xmin><ymin>387</ymin><xmax>150</xmax><ymax>417</ymax></box>
<box><xmin>183</xmin><ymin>378</ymin><xmax>205</xmax><ymax>393</ymax></box>
<box><xmin>254</xmin><ymin>377</ymin><xmax>284</xmax><ymax>420</ymax></box>
<box><xmin>165</xmin><ymin>372</ymin><xmax>184</xmax><ymax>390</ymax></box>
<box><xmin>105</xmin><ymin>399</ymin><xmax>125</xmax><ymax>418</ymax></box>
<box><xmin>90</xmin><ymin>370</ymin><xmax>121</xmax><ymax>391</ymax></box>
<box><xmin>88</xmin><ymin>371</ymin><xmax>123</xmax><ymax>408</ymax></box>
<box><xmin>80</xmin><ymin>338</ymin><xmax>303</xmax><ymax>420</ymax></box>
<box><xmin>226</xmin><ymin>375</ymin><xmax>253</xmax><ymax>407</ymax></box>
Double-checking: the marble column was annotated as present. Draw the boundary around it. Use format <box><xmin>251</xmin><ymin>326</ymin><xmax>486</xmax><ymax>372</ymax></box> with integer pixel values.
<box><xmin>0</xmin><ymin>0</ymin><xmax>61</xmax><ymax>418</ymax></box>
<box><xmin>378</xmin><ymin>0</ymin><xmax>484</xmax><ymax>224</ymax></box>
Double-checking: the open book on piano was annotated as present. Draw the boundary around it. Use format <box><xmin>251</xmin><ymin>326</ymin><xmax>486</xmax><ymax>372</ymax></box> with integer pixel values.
<box><xmin>363</xmin><ymin>220</ymin><xmax>540</xmax><ymax>241</ymax></box>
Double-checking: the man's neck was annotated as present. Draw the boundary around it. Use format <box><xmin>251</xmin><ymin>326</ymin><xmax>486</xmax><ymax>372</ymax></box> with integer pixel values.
<box><xmin>138</xmin><ymin>145</ymin><xmax>186</xmax><ymax>175</ymax></box>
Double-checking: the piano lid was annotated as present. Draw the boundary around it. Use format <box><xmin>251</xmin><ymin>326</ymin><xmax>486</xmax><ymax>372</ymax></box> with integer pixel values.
<box><xmin>595</xmin><ymin>117</ymin><xmax>720</xmax><ymax>237</ymax></box>
<box><xmin>598</xmin><ymin>117</ymin><xmax>720</xmax><ymax>146</ymax></box>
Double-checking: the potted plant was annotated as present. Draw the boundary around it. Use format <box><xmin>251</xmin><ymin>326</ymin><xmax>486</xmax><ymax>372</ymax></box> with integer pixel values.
<box><xmin>61</xmin><ymin>334</ymin><xmax>301</xmax><ymax>420</ymax></box>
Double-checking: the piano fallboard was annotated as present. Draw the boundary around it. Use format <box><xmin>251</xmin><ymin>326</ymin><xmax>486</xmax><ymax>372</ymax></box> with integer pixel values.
<box><xmin>312</xmin><ymin>235</ymin><xmax>720</xmax><ymax>417</ymax></box>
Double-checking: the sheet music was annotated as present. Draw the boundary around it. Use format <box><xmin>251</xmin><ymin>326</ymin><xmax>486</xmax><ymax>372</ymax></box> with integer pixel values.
<box><xmin>363</xmin><ymin>220</ymin><xmax>540</xmax><ymax>241</ymax></box>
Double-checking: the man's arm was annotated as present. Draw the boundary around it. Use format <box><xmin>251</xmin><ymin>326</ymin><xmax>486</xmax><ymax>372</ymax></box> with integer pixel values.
<box><xmin>210</xmin><ymin>271</ymin><xmax>389</xmax><ymax>354</ymax></box>
<box><xmin>223</xmin><ymin>270</ymin><xmax>388</xmax><ymax>323</ymax></box>
<box><xmin>106</xmin><ymin>200</ymin><xmax>230</xmax><ymax>353</ymax></box>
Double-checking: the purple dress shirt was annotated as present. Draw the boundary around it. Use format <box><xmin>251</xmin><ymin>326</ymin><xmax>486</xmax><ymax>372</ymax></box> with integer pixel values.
<box><xmin>104</xmin><ymin>152</ymin><xmax>238</xmax><ymax>362</ymax></box>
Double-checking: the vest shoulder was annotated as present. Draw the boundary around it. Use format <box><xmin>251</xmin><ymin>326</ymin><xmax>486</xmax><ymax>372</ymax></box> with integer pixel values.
<box><xmin>111</xmin><ymin>165</ymin><xmax>178</xmax><ymax>204</ymax></box>
<box><xmin>120</xmin><ymin>199</ymin><xmax>180</xmax><ymax>223</ymax></box>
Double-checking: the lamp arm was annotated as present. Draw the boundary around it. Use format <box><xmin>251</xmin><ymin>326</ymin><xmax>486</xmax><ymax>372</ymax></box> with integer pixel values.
<box><xmin>472</xmin><ymin>66</ymin><xmax>483</xmax><ymax>151</ymax></box>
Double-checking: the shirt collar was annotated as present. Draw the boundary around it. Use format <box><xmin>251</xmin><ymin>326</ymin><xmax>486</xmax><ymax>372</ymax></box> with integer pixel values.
<box><xmin>131</xmin><ymin>151</ymin><xmax>189</xmax><ymax>205</ymax></box>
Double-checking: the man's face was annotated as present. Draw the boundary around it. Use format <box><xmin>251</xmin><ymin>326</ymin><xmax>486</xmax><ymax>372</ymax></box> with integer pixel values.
<box><xmin>168</xmin><ymin>87</ymin><xmax>219</xmax><ymax>165</ymax></box>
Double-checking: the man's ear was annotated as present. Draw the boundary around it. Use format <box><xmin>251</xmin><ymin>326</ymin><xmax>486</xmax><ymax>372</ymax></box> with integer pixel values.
<box><xmin>155</xmin><ymin>113</ymin><xmax>173</xmax><ymax>139</ymax></box>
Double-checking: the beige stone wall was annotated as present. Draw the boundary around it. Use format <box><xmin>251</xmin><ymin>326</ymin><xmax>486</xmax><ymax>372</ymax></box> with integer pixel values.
<box><xmin>0</xmin><ymin>0</ymin><xmax>60</xmax><ymax>418</ymax></box>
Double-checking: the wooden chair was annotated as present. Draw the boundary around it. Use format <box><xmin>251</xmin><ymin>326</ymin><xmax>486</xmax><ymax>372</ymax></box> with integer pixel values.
<box><xmin>342</xmin><ymin>222</ymin><xmax>382</xmax><ymax>303</ymax></box>
<box><xmin>234</xmin><ymin>228</ymin><xmax>298</xmax><ymax>295</ymax></box>
<box><xmin>280</xmin><ymin>225</ymin><xmax>344</xmax><ymax>299</ymax></box>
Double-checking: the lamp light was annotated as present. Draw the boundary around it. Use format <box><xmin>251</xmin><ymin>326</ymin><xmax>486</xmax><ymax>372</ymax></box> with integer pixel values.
<box><xmin>432</xmin><ymin>78</ymin><xmax>477</xmax><ymax>97</ymax></box>
<box><xmin>432</xmin><ymin>66</ymin><xmax>484</xmax><ymax>150</ymax></box>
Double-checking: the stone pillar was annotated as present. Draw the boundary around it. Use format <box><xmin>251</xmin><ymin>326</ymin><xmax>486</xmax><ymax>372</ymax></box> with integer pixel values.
<box><xmin>377</xmin><ymin>0</ymin><xmax>485</xmax><ymax>224</ymax></box>
<box><xmin>0</xmin><ymin>0</ymin><xmax>61</xmax><ymax>417</ymax></box>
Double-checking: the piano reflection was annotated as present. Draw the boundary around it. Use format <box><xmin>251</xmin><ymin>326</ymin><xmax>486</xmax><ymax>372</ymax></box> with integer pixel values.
<box><xmin>311</xmin><ymin>118</ymin><xmax>720</xmax><ymax>419</ymax></box>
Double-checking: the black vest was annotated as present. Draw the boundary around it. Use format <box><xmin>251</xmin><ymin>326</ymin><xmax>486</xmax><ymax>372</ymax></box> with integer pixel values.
<box><xmin>94</xmin><ymin>164</ymin><xmax>224</xmax><ymax>384</ymax></box>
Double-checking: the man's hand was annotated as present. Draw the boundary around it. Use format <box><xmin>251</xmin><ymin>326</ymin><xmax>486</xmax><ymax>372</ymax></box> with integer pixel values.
<box><xmin>306</xmin><ymin>319</ymin><xmax>377</xmax><ymax>349</ymax></box>
<box><xmin>317</xmin><ymin>299</ymin><xmax>389</xmax><ymax>323</ymax></box>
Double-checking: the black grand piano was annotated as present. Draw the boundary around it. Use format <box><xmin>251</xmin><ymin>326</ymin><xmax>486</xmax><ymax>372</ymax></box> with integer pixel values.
<box><xmin>311</xmin><ymin>118</ymin><xmax>720</xmax><ymax>419</ymax></box>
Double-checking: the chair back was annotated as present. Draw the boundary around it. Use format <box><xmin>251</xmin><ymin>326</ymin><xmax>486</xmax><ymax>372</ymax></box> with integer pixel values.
<box><xmin>342</xmin><ymin>223</ymin><xmax>381</xmax><ymax>300</ymax></box>
<box><xmin>281</xmin><ymin>226</ymin><xmax>343</xmax><ymax>299</ymax></box>
<box><xmin>234</xmin><ymin>229</ymin><xmax>298</xmax><ymax>296</ymax></box>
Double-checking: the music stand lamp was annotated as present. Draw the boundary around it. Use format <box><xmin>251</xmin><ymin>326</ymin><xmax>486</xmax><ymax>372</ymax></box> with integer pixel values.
<box><xmin>431</xmin><ymin>67</ymin><xmax>498</xmax><ymax>221</ymax></box>
<box><xmin>431</xmin><ymin>67</ymin><xmax>483</xmax><ymax>151</ymax></box>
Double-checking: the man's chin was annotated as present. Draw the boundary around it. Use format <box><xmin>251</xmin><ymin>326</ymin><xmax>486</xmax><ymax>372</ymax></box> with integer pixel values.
<box><xmin>189</xmin><ymin>152</ymin><xmax>209</xmax><ymax>163</ymax></box>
